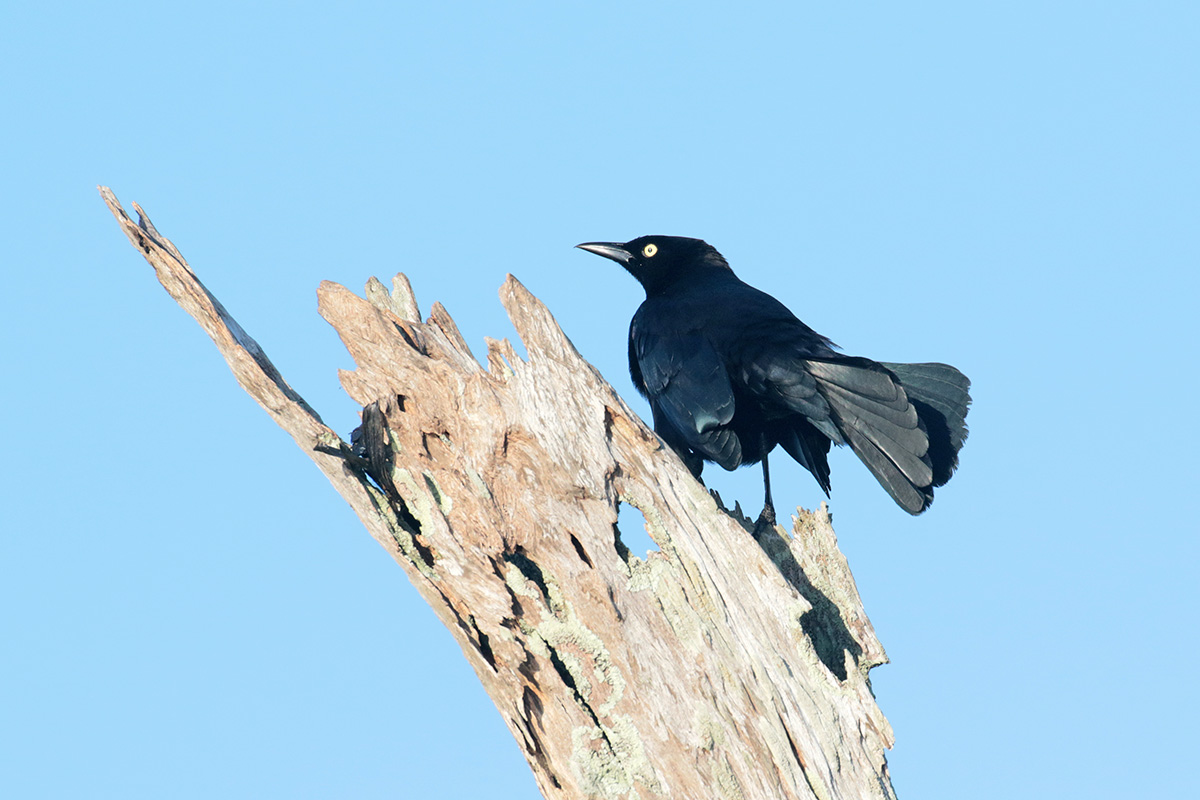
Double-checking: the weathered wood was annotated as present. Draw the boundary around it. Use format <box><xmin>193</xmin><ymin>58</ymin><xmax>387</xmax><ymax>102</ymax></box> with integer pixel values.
<box><xmin>101</xmin><ymin>186</ymin><xmax>897</xmax><ymax>799</ymax></box>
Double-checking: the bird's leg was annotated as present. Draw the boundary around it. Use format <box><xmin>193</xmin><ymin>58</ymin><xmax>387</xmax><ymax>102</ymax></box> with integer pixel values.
<box><xmin>756</xmin><ymin>454</ymin><xmax>777</xmax><ymax>530</ymax></box>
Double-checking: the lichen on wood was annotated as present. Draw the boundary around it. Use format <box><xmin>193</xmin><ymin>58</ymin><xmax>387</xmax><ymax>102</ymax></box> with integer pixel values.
<box><xmin>101</xmin><ymin>186</ymin><xmax>898</xmax><ymax>800</ymax></box>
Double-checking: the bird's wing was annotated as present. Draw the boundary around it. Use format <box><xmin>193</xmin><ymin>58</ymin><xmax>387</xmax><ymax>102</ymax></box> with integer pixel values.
<box><xmin>632</xmin><ymin>322</ymin><xmax>742</xmax><ymax>470</ymax></box>
<box><xmin>804</xmin><ymin>357</ymin><xmax>934</xmax><ymax>514</ymax></box>
<box><xmin>738</xmin><ymin>347</ymin><xmax>842</xmax><ymax>441</ymax></box>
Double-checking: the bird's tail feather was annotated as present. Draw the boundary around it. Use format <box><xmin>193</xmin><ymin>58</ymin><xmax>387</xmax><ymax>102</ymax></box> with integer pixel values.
<box><xmin>881</xmin><ymin>362</ymin><xmax>971</xmax><ymax>488</ymax></box>
<box><xmin>805</xmin><ymin>357</ymin><xmax>970</xmax><ymax>514</ymax></box>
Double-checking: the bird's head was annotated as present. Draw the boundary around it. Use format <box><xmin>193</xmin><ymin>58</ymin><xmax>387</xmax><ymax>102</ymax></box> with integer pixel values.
<box><xmin>575</xmin><ymin>235</ymin><xmax>729</xmax><ymax>294</ymax></box>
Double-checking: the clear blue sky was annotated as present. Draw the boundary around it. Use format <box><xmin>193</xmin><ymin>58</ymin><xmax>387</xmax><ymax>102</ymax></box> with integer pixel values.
<box><xmin>3</xmin><ymin>2</ymin><xmax>1197</xmax><ymax>798</ymax></box>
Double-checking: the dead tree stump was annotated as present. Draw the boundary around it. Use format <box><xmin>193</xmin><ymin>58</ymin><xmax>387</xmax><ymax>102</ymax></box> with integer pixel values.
<box><xmin>101</xmin><ymin>186</ymin><xmax>897</xmax><ymax>800</ymax></box>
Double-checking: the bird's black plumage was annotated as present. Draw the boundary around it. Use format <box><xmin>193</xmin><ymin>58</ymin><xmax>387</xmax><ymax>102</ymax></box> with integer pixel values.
<box><xmin>576</xmin><ymin>235</ymin><xmax>971</xmax><ymax>515</ymax></box>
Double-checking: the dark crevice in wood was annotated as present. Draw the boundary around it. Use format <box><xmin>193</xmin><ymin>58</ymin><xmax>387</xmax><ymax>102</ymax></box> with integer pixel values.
<box><xmin>569</xmin><ymin>533</ymin><xmax>593</xmax><ymax>568</ymax></box>
<box><xmin>611</xmin><ymin>520</ymin><xmax>631</xmax><ymax>562</ymax></box>
<box><xmin>607</xmin><ymin>586</ymin><xmax>624</xmax><ymax>622</ymax></box>
<box><xmin>471</xmin><ymin>616</ymin><xmax>496</xmax><ymax>671</ymax></box>
<box><xmin>506</xmin><ymin>548</ymin><xmax>549</xmax><ymax>601</ymax></box>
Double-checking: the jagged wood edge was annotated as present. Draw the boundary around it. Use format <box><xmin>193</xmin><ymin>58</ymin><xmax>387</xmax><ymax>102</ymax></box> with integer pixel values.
<box><xmin>97</xmin><ymin>186</ymin><xmax>425</xmax><ymax>585</ymax></box>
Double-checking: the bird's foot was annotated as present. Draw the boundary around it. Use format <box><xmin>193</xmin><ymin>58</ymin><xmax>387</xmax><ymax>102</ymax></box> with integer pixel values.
<box><xmin>752</xmin><ymin>503</ymin><xmax>777</xmax><ymax>537</ymax></box>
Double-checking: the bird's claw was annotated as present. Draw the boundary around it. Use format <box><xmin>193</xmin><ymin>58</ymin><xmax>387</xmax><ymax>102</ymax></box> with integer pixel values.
<box><xmin>753</xmin><ymin>503</ymin><xmax>777</xmax><ymax>536</ymax></box>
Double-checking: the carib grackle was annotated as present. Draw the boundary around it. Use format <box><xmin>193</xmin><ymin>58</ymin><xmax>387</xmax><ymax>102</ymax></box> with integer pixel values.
<box><xmin>577</xmin><ymin>235</ymin><xmax>970</xmax><ymax>519</ymax></box>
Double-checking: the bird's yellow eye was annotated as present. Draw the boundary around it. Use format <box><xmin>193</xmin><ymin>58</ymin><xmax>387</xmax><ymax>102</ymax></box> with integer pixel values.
<box><xmin>642</xmin><ymin>243</ymin><xmax>658</xmax><ymax>258</ymax></box>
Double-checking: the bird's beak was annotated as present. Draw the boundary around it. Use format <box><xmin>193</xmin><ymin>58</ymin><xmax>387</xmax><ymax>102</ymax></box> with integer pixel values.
<box><xmin>575</xmin><ymin>242</ymin><xmax>633</xmax><ymax>265</ymax></box>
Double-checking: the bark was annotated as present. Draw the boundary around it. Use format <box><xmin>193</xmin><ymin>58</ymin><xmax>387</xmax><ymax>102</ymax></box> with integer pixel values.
<box><xmin>100</xmin><ymin>186</ymin><xmax>897</xmax><ymax>800</ymax></box>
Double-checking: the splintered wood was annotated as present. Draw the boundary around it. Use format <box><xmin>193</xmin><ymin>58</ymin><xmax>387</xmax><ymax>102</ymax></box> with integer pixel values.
<box><xmin>101</xmin><ymin>186</ymin><xmax>897</xmax><ymax>800</ymax></box>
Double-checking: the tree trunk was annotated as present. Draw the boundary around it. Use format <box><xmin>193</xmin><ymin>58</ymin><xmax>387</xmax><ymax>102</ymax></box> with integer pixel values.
<box><xmin>100</xmin><ymin>186</ymin><xmax>898</xmax><ymax>800</ymax></box>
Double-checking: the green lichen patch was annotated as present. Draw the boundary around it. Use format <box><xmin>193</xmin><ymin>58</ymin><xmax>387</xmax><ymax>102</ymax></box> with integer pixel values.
<box><xmin>572</xmin><ymin>717</ymin><xmax>662</xmax><ymax>799</ymax></box>
<box><xmin>422</xmin><ymin>470</ymin><xmax>452</xmax><ymax>514</ymax></box>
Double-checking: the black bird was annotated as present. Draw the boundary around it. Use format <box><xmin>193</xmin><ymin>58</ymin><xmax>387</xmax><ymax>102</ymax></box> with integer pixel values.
<box><xmin>576</xmin><ymin>236</ymin><xmax>970</xmax><ymax>517</ymax></box>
